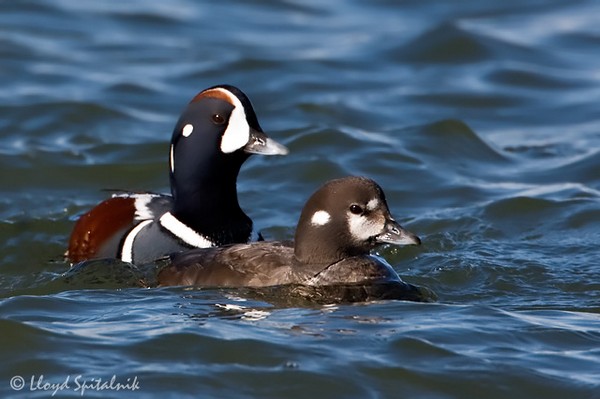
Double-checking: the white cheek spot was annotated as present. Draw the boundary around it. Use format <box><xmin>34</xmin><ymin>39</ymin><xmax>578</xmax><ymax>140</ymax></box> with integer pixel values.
<box><xmin>366</xmin><ymin>198</ymin><xmax>379</xmax><ymax>211</ymax></box>
<box><xmin>182</xmin><ymin>123</ymin><xmax>194</xmax><ymax>137</ymax></box>
<box><xmin>347</xmin><ymin>213</ymin><xmax>384</xmax><ymax>241</ymax></box>
<box><xmin>311</xmin><ymin>210</ymin><xmax>331</xmax><ymax>226</ymax></box>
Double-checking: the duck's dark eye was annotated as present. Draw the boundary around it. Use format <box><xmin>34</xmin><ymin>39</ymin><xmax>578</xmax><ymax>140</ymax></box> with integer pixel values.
<box><xmin>349</xmin><ymin>204</ymin><xmax>363</xmax><ymax>215</ymax></box>
<box><xmin>211</xmin><ymin>114</ymin><xmax>225</xmax><ymax>124</ymax></box>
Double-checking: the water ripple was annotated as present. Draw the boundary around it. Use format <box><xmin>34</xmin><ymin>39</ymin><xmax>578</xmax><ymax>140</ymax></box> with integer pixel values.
<box><xmin>1</xmin><ymin>0</ymin><xmax>600</xmax><ymax>397</ymax></box>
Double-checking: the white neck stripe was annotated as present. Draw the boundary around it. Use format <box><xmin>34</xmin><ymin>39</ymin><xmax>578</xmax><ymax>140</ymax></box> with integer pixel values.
<box><xmin>169</xmin><ymin>144</ymin><xmax>175</xmax><ymax>174</ymax></box>
<box><xmin>159</xmin><ymin>212</ymin><xmax>214</xmax><ymax>248</ymax></box>
<box><xmin>121</xmin><ymin>219</ymin><xmax>153</xmax><ymax>263</ymax></box>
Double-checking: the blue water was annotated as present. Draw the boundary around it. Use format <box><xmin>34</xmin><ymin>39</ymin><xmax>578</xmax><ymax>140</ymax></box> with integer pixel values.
<box><xmin>1</xmin><ymin>0</ymin><xmax>599</xmax><ymax>398</ymax></box>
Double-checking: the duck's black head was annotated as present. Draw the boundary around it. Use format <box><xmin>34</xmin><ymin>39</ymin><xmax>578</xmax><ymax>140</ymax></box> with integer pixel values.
<box><xmin>168</xmin><ymin>85</ymin><xmax>288</xmax><ymax>223</ymax></box>
<box><xmin>294</xmin><ymin>176</ymin><xmax>420</xmax><ymax>265</ymax></box>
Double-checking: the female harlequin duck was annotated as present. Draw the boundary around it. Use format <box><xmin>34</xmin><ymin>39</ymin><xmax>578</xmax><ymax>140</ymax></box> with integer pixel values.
<box><xmin>67</xmin><ymin>85</ymin><xmax>288</xmax><ymax>265</ymax></box>
<box><xmin>158</xmin><ymin>177</ymin><xmax>423</xmax><ymax>297</ymax></box>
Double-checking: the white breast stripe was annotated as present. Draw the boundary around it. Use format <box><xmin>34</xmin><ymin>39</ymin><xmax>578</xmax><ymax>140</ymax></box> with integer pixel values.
<box><xmin>121</xmin><ymin>219</ymin><xmax>153</xmax><ymax>263</ymax></box>
<box><xmin>159</xmin><ymin>212</ymin><xmax>214</xmax><ymax>248</ymax></box>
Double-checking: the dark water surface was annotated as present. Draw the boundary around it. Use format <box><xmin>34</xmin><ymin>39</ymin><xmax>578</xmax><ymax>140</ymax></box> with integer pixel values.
<box><xmin>1</xmin><ymin>0</ymin><xmax>599</xmax><ymax>397</ymax></box>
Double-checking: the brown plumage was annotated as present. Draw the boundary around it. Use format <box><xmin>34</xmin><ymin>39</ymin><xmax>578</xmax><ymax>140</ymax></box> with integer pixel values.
<box><xmin>158</xmin><ymin>177</ymin><xmax>422</xmax><ymax>292</ymax></box>
<box><xmin>67</xmin><ymin>196</ymin><xmax>136</xmax><ymax>263</ymax></box>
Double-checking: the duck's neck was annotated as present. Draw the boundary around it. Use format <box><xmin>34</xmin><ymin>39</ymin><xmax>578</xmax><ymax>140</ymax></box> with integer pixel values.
<box><xmin>170</xmin><ymin>155</ymin><xmax>252</xmax><ymax>245</ymax></box>
<box><xmin>294</xmin><ymin>225</ymin><xmax>347</xmax><ymax>266</ymax></box>
<box><xmin>293</xmin><ymin>222</ymin><xmax>373</xmax><ymax>267</ymax></box>
<box><xmin>294</xmin><ymin>240</ymin><xmax>342</xmax><ymax>266</ymax></box>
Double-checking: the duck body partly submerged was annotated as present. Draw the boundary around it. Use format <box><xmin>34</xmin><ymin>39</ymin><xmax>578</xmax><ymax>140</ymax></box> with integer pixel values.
<box><xmin>157</xmin><ymin>177</ymin><xmax>434</xmax><ymax>302</ymax></box>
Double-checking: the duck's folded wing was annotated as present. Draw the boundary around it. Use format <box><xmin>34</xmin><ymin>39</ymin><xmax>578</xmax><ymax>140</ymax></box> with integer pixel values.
<box><xmin>157</xmin><ymin>241</ymin><xmax>295</xmax><ymax>288</ymax></box>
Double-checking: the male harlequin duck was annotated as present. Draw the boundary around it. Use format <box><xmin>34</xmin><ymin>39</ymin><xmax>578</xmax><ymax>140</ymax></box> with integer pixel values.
<box><xmin>158</xmin><ymin>177</ymin><xmax>422</xmax><ymax>294</ymax></box>
<box><xmin>67</xmin><ymin>85</ymin><xmax>288</xmax><ymax>265</ymax></box>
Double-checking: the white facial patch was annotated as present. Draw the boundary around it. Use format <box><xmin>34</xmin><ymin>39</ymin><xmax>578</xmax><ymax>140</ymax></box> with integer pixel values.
<box><xmin>366</xmin><ymin>198</ymin><xmax>379</xmax><ymax>211</ymax></box>
<box><xmin>215</xmin><ymin>88</ymin><xmax>250</xmax><ymax>154</ymax></box>
<box><xmin>347</xmin><ymin>213</ymin><xmax>384</xmax><ymax>241</ymax></box>
<box><xmin>182</xmin><ymin>123</ymin><xmax>194</xmax><ymax>137</ymax></box>
<box><xmin>311</xmin><ymin>210</ymin><xmax>331</xmax><ymax>226</ymax></box>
